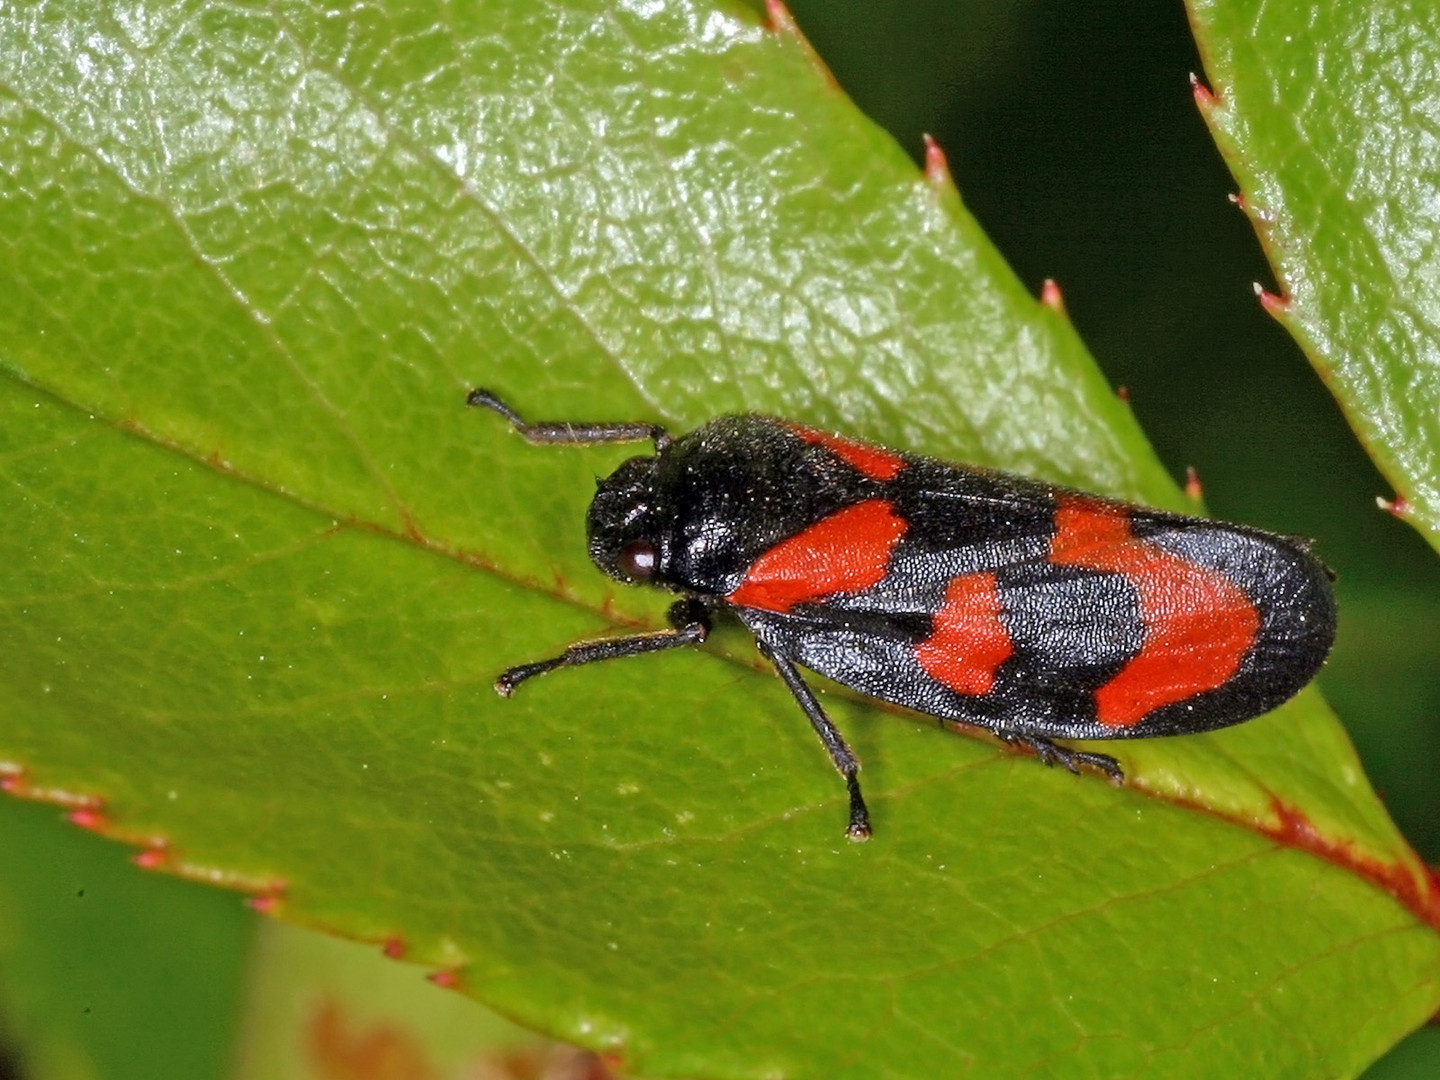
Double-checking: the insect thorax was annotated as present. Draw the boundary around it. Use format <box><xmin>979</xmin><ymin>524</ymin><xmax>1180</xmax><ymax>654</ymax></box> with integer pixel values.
<box><xmin>589</xmin><ymin>416</ymin><xmax>878</xmax><ymax>597</ymax></box>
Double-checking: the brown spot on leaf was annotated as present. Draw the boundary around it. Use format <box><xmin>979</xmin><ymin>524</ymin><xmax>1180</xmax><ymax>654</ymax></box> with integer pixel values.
<box><xmin>306</xmin><ymin>1000</ymin><xmax>438</xmax><ymax>1080</ymax></box>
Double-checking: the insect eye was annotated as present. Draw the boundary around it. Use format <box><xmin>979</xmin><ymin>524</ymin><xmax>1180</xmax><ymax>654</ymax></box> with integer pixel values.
<box><xmin>618</xmin><ymin>539</ymin><xmax>657</xmax><ymax>580</ymax></box>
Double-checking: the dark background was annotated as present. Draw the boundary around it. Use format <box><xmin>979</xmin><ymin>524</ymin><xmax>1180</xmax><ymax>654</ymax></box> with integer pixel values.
<box><xmin>783</xmin><ymin>0</ymin><xmax>1440</xmax><ymax>866</ymax></box>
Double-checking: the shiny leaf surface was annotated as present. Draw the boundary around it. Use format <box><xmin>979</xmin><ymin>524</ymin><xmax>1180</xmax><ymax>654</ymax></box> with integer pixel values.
<box><xmin>1190</xmin><ymin>0</ymin><xmax>1440</xmax><ymax>549</ymax></box>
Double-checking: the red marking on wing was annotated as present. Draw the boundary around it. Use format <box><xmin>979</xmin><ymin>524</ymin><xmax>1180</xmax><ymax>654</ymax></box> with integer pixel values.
<box><xmin>727</xmin><ymin>500</ymin><xmax>907</xmax><ymax>613</ymax></box>
<box><xmin>1049</xmin><ymin>498</ymin><xmax>1260</xmax><ymax>727</ymax></box>
<box><xmin>916</xmin><ymin>573</ymin><xmax>1014</xmax><ymax>695</ymax></box>
<box><xmin>787</xmin><ymin>423</ymin><xmax>906</xmax><ymax>481</ymax></box>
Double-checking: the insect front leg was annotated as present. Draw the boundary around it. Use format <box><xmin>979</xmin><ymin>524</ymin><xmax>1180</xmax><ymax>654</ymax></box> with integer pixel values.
<box><xmin>495</xmin><ymin>599</ymin><xmax>711</xmax><ymax>696</ymax></box>
<box><xmin>757</xmin><ymin>643</ymin><xmax>872</xmax><ymax>842</ymax></box>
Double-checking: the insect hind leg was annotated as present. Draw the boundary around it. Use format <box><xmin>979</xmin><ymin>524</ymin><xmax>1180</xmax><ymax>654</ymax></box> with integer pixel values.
<box><xmin>1000</xmin><ymin>733</ymin><xmax>1124</xmax><ymax>782</ymax></box>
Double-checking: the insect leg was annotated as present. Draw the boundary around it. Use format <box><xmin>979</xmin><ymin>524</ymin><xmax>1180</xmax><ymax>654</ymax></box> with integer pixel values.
<box><xmin>758</xmin><ymin>643</ymin><xmax>872</xmax><ymax>842</ymax></box>
<box><xmin>468</xmin><ymin>389</ymin><xmax>670</xmax><ymax>449</ymax></box>
<box><xmin>495</xmin><ymin>600</ymin><xmax>710</xmax><ymax>696</ymax></box>
<box><xmin>1001</xmin><ymin>733</ymin><xmax>1124</xmax><ymax>782</ymax></box>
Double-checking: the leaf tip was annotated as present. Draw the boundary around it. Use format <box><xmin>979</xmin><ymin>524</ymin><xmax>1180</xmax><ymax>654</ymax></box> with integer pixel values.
<box><xmin>247</xmin><ymin>886</ymin><xmax>286</xmax><ymax>915</ymax></box>
<box><xmin>922</xmin><ymin>133</ymin><xmax>953</xmax><ymax>189</ymax></box>
<box><xmin>427</xmin><ymin>968</ymin><xmax>465</xmax><ymax>991</ymax></box>
<box><xmin>764</xmin><ymin>0</ymin><xmax>838</xmax><ymax>88</ymax></box>
<box><xmin>0</xmin><ymin>768</ymin><xmax>25</xmax><ymax>796</ymax></box>
<box><xmin>68</xmin><ymin>806</ymin><xmax>107</xmax><ymax>831</ymax></box>
<box><xmin>1039</xmin><ymin>278</ymin><xmax>1068</xmax><ymax>319</ymax></box>
<box><xmin>1184</xmin><ymin>466</ymin><xmax>1204</xmax><ymax>503</ymax></box>
<box><xmin>1230</xmin><ymin>191</ymin><xmax>1277</xmax><ymax>227</ymax></box>
<box><xmin>764</xmin><ymin>0</ymin><xmax>798</xmax><ymax>36</ymax></box>
<box><xmin>1255</xmin><ymin>283</ymin><xmax>1290</xmax><ymax>317</ymax></box>
<box><xmin>1189</xmin><ymin>71</ymin><xmax>1219</xmax><ymax>108</ymax></box>
<box><xmin>133</xmin><ymin>843</ymin><xmax>170</xmax><ymax>870</ymax></box>
<box><xmin>1377</xmin><ymin>493</ymin><xmax>1411</xmax><ymax>518</ymax></box>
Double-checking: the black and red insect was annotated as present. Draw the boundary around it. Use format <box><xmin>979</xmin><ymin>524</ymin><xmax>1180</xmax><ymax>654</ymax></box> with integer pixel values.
<box><xmin>470</xmin><ymin>389</ymin><xmax>1336</xmax><ymax>840</ymax></box>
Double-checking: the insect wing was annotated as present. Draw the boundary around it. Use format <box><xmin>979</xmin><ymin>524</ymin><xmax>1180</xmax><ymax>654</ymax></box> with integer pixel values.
<box><xmin>731</xmin><ymin>461</ymin><xmax>1336</xmax><ymax>741</ymax></box>
<box><xmin>1105</xmin><ymin>505</ymin><xmax>1336</xmax><ymax>735</ymax></box>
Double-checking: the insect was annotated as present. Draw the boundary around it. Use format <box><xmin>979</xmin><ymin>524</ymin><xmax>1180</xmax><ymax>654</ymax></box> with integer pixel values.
<box><xmin>470</xmin><ymin>389</ymin><xmax>1336</xmax><ymax>840</ymax></box>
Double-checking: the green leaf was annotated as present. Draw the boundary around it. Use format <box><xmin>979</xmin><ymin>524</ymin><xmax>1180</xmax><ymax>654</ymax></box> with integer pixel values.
<box><xmin>1188</xmin><ymin>0</ymin><xmax>1440</xmax><ymax>551</ymax></box>
<box><xmin>1</xmin><ymin>2</ymin><xmax>1437</xmax><ymax>1078</ymax></box>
